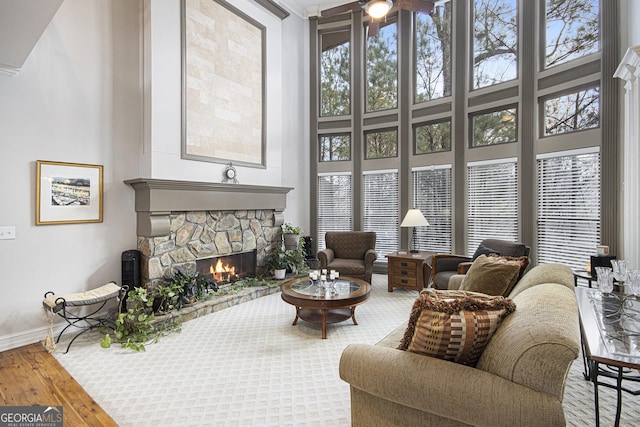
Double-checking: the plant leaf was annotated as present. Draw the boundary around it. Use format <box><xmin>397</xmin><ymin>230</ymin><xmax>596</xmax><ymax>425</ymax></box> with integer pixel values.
<box><xmin>100</xmin><ymin>334</ymin><xmax>112</xmax><ymax>348</ymax></box>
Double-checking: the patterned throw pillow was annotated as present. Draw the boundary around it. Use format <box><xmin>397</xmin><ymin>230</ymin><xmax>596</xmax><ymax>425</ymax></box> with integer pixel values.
<box><xmin>460</xmin><ymin>254</ymin><xmax>529</xmax><ymax>296</ymax></box>
<box><xmin>398</xmin><ymin>289</ymin><xmax>516</xmax><ymax>366</ymax></box>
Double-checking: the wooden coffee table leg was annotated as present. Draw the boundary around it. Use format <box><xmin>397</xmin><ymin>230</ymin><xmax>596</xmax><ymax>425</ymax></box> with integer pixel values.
<box><xmin>292</xmin><ymin>307</ymin><xmax>300</xmax><ymax>326</ymax></box>
<box><xmin>351</xmin><ymin>306</ymin><xmax>358</xmax><ymax>325</ymax></box>
<box><xmin>321</xmin><ymin>309</ymin><xmax>327</xmax><ymax>339</ymax></box>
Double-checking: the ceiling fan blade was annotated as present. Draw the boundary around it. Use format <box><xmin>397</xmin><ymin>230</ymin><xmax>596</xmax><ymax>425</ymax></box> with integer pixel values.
<box><xmin>367</xmin><ymin>19</ymin><xmax>380</xmax><ymax>38</ymax></box>
<box><xmin>320</xmin><ymin>1</ymin><xmax>362</xmax><ymax>17</ymax></box>
<box><xmin>395</xmin><ymin>0</ymin><xmax>435</xmax><ymax>14</ymax></box>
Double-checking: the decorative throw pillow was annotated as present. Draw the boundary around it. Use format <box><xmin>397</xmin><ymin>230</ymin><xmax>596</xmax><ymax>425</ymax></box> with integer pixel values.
<box><xmin>398</xmin><ymin>289</ymin><xmax>516</xmax><ymax>366</ymax></box>
<box><xmin>472</xmin><ymin>243</ymin><xmax>500</xmax><ymax>260</ymax></box>
<box><xmin>459</xmin><ymin>254</ymin><xmax>528</xmax><ymax>296</ymax></box>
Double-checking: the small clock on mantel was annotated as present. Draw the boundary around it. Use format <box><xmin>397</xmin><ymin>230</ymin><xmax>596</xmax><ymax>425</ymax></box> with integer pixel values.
<box><xmin>222</xmin><ymin>162</ymin><xmax>239</xmax><ymax>184</ymax></box>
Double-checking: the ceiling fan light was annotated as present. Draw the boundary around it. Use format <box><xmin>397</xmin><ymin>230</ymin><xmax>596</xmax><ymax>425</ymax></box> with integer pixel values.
<box><xmin>364</xmin><ymin>0</ymin><xmax>393</xmax><ymax>19</ymax></box>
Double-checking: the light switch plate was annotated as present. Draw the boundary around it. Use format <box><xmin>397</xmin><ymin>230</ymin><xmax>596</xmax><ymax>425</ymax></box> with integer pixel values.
<box><xmin>0</xmin><ymin>226</ymin><xmax>16</xmax><ymax>240</ymax></box>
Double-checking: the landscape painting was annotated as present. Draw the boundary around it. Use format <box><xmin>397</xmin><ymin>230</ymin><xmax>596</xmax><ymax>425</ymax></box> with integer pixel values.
<box><xmin>36</xmin><ymin>160</ymin><xmax>103</xmax><ymax>225</ymax></box>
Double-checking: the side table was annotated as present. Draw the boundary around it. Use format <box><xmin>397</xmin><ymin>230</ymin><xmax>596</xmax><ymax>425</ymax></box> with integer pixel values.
<box><xmin>386</xmin><ymin>251</ymin><xmax>435</xmax><ymax>292</ymax></box>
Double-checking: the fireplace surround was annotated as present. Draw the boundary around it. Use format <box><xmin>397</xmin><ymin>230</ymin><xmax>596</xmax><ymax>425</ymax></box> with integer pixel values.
<box><xmin>125</xmin><ymin>179</ymin><xmax>292</xmax><ymax>288</ymax></box>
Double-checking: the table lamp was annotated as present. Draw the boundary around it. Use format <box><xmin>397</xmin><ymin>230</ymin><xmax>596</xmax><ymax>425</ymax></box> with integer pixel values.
<box><xmin>400</xmin><ymin>209</ymin><xmax>430</xmax><ymax>253</ymax></box>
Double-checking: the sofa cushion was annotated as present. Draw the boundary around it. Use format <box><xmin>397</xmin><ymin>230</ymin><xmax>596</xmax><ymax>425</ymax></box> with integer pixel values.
<box><xmin>460</xmin><ymin>254</ymin><xmax>529</xmax><ymax>296</ymax></box>
<box><xmin>398</xmin><ymin>289</ymin><xmax>516</xmax><ymax>366</ymax></box>
<box><xmin>325</xmin><ymin>258</ymin><xmax>365</xmax><ymax>277</ymax></box>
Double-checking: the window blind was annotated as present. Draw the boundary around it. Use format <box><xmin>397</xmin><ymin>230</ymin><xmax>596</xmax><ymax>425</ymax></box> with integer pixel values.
<box><xmin>412</xmin><ymin>166</ymin><xmax>452</xmax><ymax>253</ymax></box>
<box><xmin>363</xmin><ymin>170</ymin><xmax>399</xmax><ymax>259</ymax></box>
<box><xmin>467</xmin><ymin>159</ymin><xmax>518</xmax><ymax>255</ymax></box>
<box><xmin>317</xmin><ymin>173</ymin><xmax>352</xmax><ymax>251</ymax></box>
<box><xmin>537</xmin><ymin>148</ymin><xmax>600</xmax><ymax>268</ymax></box>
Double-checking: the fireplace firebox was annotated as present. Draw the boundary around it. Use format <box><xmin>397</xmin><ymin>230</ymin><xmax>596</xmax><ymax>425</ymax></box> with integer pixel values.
<box><xmin>195</xmin><ymin>250</ymin><xmax>257</xmax><ymax>285</ymax></box>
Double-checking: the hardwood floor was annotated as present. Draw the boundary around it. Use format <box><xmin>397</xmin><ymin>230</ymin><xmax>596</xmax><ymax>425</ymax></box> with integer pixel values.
<box><xmin>0</xmin><ymin>343</ymin><xmax>117</xmax><ymax>426</ymax></box>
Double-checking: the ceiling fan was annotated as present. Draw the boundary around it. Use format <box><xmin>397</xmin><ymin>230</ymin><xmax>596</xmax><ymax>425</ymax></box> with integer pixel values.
<box><xmin>320</xmin><ymin>0</ymin><xmax>435</xmax><ymax>37</ymax></box>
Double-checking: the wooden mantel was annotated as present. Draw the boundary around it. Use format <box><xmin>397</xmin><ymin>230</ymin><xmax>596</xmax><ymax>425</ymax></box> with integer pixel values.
<box><xmin>124</xmin><ymin>178</ymin><xmax>292</xmax><ymax>237</ymax></box>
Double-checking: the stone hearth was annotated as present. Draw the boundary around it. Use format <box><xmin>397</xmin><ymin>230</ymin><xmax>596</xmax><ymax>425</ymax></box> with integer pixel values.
<box><xmin>125</xmin><ymin>178</ymin><xmax>292</xmax><ymax>288</ymax></box>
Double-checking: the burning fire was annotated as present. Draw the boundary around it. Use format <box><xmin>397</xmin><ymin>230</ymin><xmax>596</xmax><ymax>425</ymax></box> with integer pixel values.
<box><xmin>210</xmin><ymin>259</ymin><xmax>236</xmax><ymax>282</ymax></box>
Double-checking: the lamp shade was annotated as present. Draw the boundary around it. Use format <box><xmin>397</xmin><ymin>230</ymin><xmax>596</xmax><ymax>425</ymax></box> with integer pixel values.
<box><xmin>400</xmin><ymin>209</ymin><xmax>430</xmax><ymax>227</ymax></box>
<box><xmin>364</xmin><ymin>0</ymin><xmax>393</xmax><ymax>19</ymax></box>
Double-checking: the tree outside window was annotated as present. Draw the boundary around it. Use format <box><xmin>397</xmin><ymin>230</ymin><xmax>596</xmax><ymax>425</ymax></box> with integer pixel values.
<box><xmin>365</xmin><ymin>128</ymin><xmax>398</xmax><ymax>159</ymax></box>
<box><xmin>543</xmin><ymin>87</ymin><xmax>600</xmax><ymax>136</ymax></box>
<box><xmin>545</xmin><ymin>0</ymin><xmax>599</xmax><ymax>68</ymax></box>
<box><xmin>320</xmin><ymin>29</ymin><xmax>350</xmax><ymax>116</ymax></box>
<box><xmin>319</xmin><ymin>134</ymin><xmax>351</xmax><ymax>161</ymax></box>
<box><xmin>472</xmin><ymin>0</ymin><xmax>518</xmax><ymax>90</ymax></box>
<box><xmin>366</xmin><ymin>18</ymin><xmax>398</xmax><ymax>112</ymax></box>
<box><xmin>415</xmin><ymin>120</ymin><xmax>451</xmax><ymax>154</ymax></box>
<box><xmin>471</xmin><ymin>107</ymin><xmax>517</xmax><ymax>147</ymax></box>
<box><xmin>415</xmin><ymin>3</ymin><xmax>452</xmax><ymax>103</ymax></box>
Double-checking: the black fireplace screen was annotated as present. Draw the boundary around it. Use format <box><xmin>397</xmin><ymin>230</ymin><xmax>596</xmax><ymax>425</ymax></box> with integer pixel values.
<box><xmin>195</xmin><ymin>250</ymin><xmax>257</xmax><ymax>284</ymax></box>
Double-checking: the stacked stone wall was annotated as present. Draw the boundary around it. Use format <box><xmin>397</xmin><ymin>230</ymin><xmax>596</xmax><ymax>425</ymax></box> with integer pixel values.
<box><xmin>137</xmin><ymin>209</ymin><xmax>280</xmax><ymax>288</ymax></box>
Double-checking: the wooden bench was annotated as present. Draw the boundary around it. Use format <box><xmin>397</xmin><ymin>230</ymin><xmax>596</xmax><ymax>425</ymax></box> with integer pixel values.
<box><xmin>43</xmin><ymin>282</ymin><xmax>127</xmax><ymax>353</ymax></box>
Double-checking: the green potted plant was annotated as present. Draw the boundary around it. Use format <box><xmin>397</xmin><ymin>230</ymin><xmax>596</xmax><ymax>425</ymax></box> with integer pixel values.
<box><xmin>100</xmin><ymin>287</ymin><xmax>181</xmax><ymax>351</ymax></box>
<box><xmin>151</xmin><ymin>280</ymin><xmax>183</xmax><ymax>313</ymax></box>
<box><xmin>282</xmin><ymin>223</ymin><xmax>303</xmax><ymax>250</ymax></box>
<box><xmin>266</xmin><ymin>246</ymin><xmax>289</xmax><ymax>279</ymax></box>
<box><xmin>167</xmin><ymin>269</ymin><xmax>219</xmax><ymax>309</ymax></box>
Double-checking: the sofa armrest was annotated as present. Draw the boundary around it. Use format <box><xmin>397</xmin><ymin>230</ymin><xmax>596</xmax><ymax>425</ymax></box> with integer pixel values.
<box><xmin>364</xmin><ymin>248</ymin><xmax>377</xmax><ymax>265</ymax></box>
<box><xmin>431</xmin><ymin>254</ymin><xmax>472</xmax><ymax>273</ymax></box>
<box><xmin>317</xmin><ymin>248</ymin><xmax>334</xmax><ymax>267</ymax></box>
<box><xmin>456</xmin><ymin>261</ymin><xmax>473</xmax><ymax>274</ymax></box>
<box><xmin>339</xmin><ymin>344</ymin><xmax>566</xmax><ymax>427</ymax></box>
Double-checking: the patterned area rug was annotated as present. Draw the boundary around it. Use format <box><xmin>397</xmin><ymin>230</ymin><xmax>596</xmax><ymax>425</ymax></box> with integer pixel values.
<box><xmin>52</xmin><ymin>275</ymin><xmax>640</xmax><ymax>426</ymax></box>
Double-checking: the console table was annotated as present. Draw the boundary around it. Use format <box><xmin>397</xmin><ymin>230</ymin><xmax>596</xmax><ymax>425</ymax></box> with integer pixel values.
<box><xmin>576</xmin><ymin>287</ymin><xmax>640</xmax><ymax>426</ymax></box>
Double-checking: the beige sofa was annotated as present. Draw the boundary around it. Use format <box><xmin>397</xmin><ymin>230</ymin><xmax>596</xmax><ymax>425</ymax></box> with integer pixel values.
<box><xmin>339</xmin><ymin>263</ymin><xmax>580</xmax><ymax>426</ymax></box>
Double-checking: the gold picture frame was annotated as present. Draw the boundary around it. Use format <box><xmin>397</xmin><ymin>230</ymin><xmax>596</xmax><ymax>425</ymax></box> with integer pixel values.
<box><xmin>181</xmin><ymin>0</ymin><xmax>266</xmax><ymax>168</ymax></box>
<box><xmin>36</xmin><ymin>160</ymin><xmax>104</xmax><ymax>225</ymax></box>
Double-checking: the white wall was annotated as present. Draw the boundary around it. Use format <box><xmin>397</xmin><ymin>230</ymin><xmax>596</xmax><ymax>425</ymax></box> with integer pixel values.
<box><xmin>0</xmin><ymin>0</ymin><xmax>309</xmax><ymax>351</ymax></box>
<box><xmin>281</xmin><ymin>5</ymin><xmax>310</xmax><ymax>234</ymax></box>
<box><xmin>0</xmin><ymin>0</ymin><xmax>142</xmax><ymax>350</ymax></box>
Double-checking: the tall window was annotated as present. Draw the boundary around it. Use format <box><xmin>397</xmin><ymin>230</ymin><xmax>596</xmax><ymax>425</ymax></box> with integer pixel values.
<box><xmin>467</xmin><ymin>159</ymin><xmax>518</xmax><ymax>255</ymax></box>
<box><xmin>414</xmin><ymin>3</ymin><xmax>452</xmax><ymax>102</ymax></box>
<box><xmin>312</xmin><ymin>2</ymin><xmax>608</xmax><ymax>262</ymax></box>
<box><xmin>543</xmin><ymin>86</ymin><xmax>600</xmax><ymax>136</ymax></box>
<box><xmin>363</xmin><ymin>170</ymin><xmax>399</xmax><ymax>258</ymax></box>
<box><xmin>320</xmin><ymin>29</ymin><xmax>350</xmax><ymax>116</ymax></box>
<box><xmin>317</xmin><ymin>173</ymin><xmax>352</xmax><ymax>250</ymax></box>
<box><xmin>366</xmin><ymin>17</ymin><xmax>398</xmax><ymax>112</ymax></box>
<box><xmin>545</xmin><ymin>0</ymin><xmax>600</xmax><ymax>68</ymax></box>
<box><xmin>537</xmin><ymin>149</ymin><xmax>600</xmax><ymax>268</ymax></box>
<box><xmin>412</xmin><ymin>166</ymin><xmax>452</xmax><ymax>252</ymax></box>
<box><xmin>472</xmin><ymin>0</ymin><xmax>518</xmax><ymax>89</ymax></box>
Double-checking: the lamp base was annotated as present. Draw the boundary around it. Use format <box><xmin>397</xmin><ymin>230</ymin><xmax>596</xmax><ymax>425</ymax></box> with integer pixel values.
<box><xmin>409</xmin><ymin>249</ymin><xmax>419</xmax><ymax>253</ymax></box>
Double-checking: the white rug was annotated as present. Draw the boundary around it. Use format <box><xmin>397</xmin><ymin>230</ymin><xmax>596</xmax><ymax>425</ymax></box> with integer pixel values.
<box><xmin>52</xmin><ymin>274</ymin><xmax>640</xmax><ymax>426</ymax></box>
<box><xmin>52</xmin><ymin>275</ymin><xmax>417</xmax><ymax>426</ymax></box>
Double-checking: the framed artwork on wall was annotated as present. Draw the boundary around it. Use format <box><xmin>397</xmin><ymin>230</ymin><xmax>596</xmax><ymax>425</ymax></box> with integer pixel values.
<box><xmin>181</xmin><ymin>0</ymin><xmax>266</xmax><ymax>168</ymax></box>
<box><xmin>36</xmin><ymin>160</ymin><xmax>104</xmax><ymax>225</ymax></box>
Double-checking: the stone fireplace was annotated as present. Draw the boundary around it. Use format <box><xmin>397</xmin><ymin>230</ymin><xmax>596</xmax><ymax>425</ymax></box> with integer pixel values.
<box><xmin>125</xmin><ymin>178</ymin><xmax>292</xmax><ymax>288</ymax></box>
<box><xmin>196</xmin><ymin>250</ymin><xmax>257</xmax><ymax>284</ymax></box>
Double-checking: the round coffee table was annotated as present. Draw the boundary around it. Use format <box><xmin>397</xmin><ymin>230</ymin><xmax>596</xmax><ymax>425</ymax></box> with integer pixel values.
<box><xmin>281</xmin><ymin>276</ymin><xmax>371</xmax><ymax>339</ymax></box>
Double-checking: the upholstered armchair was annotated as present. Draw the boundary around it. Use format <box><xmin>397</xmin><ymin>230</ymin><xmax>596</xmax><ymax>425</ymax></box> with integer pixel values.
<box><xmin>317</xmin><ymin>232</ymin><xmax>377</xmax><ymax>284</ymax></box>
<box><xmin>430</xmin><ymin>239</ymin><xmax>531</xmax><ymax>289</ymax></box>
